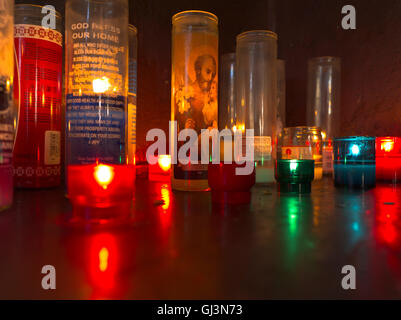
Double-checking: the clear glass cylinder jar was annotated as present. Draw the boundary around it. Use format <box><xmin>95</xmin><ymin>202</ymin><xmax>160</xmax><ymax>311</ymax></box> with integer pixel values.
<box><xmin>334</xmin><ymin>136</ymin><xmax>376</xmax><ymax>189</ymax></box>
<box><xmin>127</xmin><ymin>24</ymin><xmax>137</xmax><ymax>165</ymax></box>
<box><xmin>218</xmin><ymin>52</ymin><xmax>236</xmax><ymax>131</ymax></box>
<box><xmin>278</xmin><ymin>126</ymin><xmax>323</xmax><ymax>180</ymax></box>
<box><xmin>171</xmin><ymin>10</ymin><xmax>218</xmax><ymax>191</ymax></box>
<box><xmin>236</xmin><ymin>30</ymin><xmax>277</xmax><ymax>184</ymax></box>
<box><xmin>13</xmin><ymin>4</ymin><xmax>62</xmax><ymax>188</ymax></box>
<box><xmin>0</xmin><ymin>0</ymin><xmax>14</xmax><ymax>211</ymax></box>
<box><xmin>276</xmin><ymin>59</ymin><xmax>286</xmax><ymax>134</ymax></box>
<box><xmin>65</xmin><ymin>0</ymin><xmax>133</xmax><ymax>220</ymax></box>
<box><xmin>306</xmin><ymin>56</ymin><xmax>341</xmax><ymax>175</ymax></box>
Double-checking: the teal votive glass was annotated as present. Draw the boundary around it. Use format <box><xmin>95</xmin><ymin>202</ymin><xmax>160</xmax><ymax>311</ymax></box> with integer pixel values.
<box><xmin>275</xmin><ymin>159</ymin><xmax>315</xmax><ymax>194</ymax></box>
<box><xmin>333</xmin><ymin>136</ymin><xmax>376</xmax><ymax>189</ymax></box>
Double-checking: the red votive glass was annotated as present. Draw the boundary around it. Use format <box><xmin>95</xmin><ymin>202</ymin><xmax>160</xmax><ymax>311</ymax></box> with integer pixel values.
<box><xmin>67</xmin><ymin>164</ymin><xmax>135</xmax><ymax>220</ymax></box>
<box><xmin>376</xmin><ymin>137</ymin><xmax>401</xmax><ymax>182</ymax></box>
<box><xmin>149</xmin><ymin>155</ymin><xmax>171</xmax><ymax>182</ymax></box>
<box><xmin>208</xmin><ymin>163</ymin><xmax>255</xmax><ymax>205</ymax></box>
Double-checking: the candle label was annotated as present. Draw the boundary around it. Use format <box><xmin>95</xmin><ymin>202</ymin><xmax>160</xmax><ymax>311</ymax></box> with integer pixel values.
<box><xmin>66</xmin><ymin>21</ymin><xmax>127</xmax><ymax>165</ymax></box>
<box><xmin>0</xmin><ymin>123</ymin><xmax>13</xmax><ymax>166</ymax></box>
<box><xmin>13</xmin><ymin>24</ymin><xmax>62</xmax><ymax>185</ymax></box>
<box><xmin>281</xmin><ymin>146</ymin><xmax>313</xmax><ymax>160</ymax></box>
<box><xmin>66</xmin><ymin>94</ymin><xmax>125</xmax><ymax>164</ymax></box>
<box><xmin>172</xmin><ymin>45</ymin><xmax>218</xmax><ymax>180</ymax></box>
<box><xmin>253</xmin><ymin>136</ymin><xmax>272</xmax><ymax>161</ymax></box>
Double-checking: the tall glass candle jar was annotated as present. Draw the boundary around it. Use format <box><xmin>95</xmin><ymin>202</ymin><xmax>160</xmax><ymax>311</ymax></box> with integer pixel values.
<box><xmin>128</xmin><ymin>24</ymin><xmax>137</xmax><ymax>165</ymax></box>
<box><xmin>278</xmin><ymin>126</ymin><xmax>323</xmax><ymax>180</ymax></box>
<box><xmin>171</xmin><ymin>10</ymin><xmax>218</xmax><ymax>191</ymax></box>
<box><xmin>13</xmin><ymin>4</ymin><xmax>62</xmax><ymax>188</ymax></box>
<box><xmin>65</xmin><ymin>0</ymin><xmax>133</xmax><ymax>220</ymax></box>
<box><xmin>376</xmin><ymin>137</ymin><xmax>401</xmax><ymax>183</ymax></box>
<box><xmin>218</xmin><ymin>52</ymin><xmax>236</xmax><ymax>131</ymax></box>
<box><xmin>333</xmin><ymin>136</ymin><xmax>376</xmax><ymax>189</ymax></box>
<box><xmin>276</xmin><ymin>59</ymin><xmax>286</xmax><ymax>135</ymax></box>
<box><xmin>0</xmin><ymin>0</ymin><xmax>14</xmax><ymax>211</ymax></box>
<box><xmin>236</xmin><ymin>30</ymin><xmax>277</xmax><ymax>184</ymax></box>
<box><xmin>307</xmin><ymin>57</ymin><xmax>341</xmax><ymax>176</ymax></box>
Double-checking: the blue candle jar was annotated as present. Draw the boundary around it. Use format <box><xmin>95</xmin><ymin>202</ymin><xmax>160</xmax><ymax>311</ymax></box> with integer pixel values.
<box><xmin>333</xmin><ymin>136</ymin><xmax>376</xmax><ymax>189</ymax></box>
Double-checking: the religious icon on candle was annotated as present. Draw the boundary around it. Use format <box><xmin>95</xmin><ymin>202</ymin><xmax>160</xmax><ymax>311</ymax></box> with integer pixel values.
<box><xmin>171</xmin><ymin>10</ymin><xmax>218</xmax><ymax>191</ymax></box>
<box><xmin>65</xmin><ymin>0</ymin><xmax>134</xmax><ymax>220</ymax></box>
<box><xmin>0</xmin><ymin>0</ymin><xmax>14</xmax><ymax>211</ymax></box>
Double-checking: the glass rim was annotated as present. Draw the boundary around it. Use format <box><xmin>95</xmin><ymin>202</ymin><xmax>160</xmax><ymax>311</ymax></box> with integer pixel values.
<box><xmin>283</xmin><ymin>126</ymin><xmax>321</xmax><ymax>131</ymax></box>
<box><xmin>172</xmin><ymin>10</ymin><xmax>218</xmax><ymax>24</ymax></box>
<box><xmin>334</xmin><ymin>136</ymin><xmax>376</xmax><ymax>141</ymax></box>
<box><xmin>236</xmin><ymin>30</ymin><xmax>278</xmax><ymax>41</ymax></box>
<box><xmin>222</xmin><ymin>52</ymin><xmax>235</xmax><ymax>59</ymax></box>
<box><xmin>309</xmin><ymin>56</ymin><xmax>341</xmax><ymax>64</ymax></box>
<box><xmin>15</xmin><ymin>4</ymin><xmax>61</xmax><ymax>18</ymax></box>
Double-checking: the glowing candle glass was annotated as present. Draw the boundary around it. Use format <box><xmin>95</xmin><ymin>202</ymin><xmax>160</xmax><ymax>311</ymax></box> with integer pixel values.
<box><xmin>208</xmin><ymin>138</ymin><xmax>255</xmax><ymax>205</ymax></box>
<box><xmin>376</xmin><ymin>137</ymin><xmax>401</xmax><ymax>183</ymax></box>
<box><xmin>171</xmin><ymin>10</ymin><xmax>218</xmax><ymax>191</ymax></box>
<box><xmin>333</xmin><ymin>136</ymin><xmax>376</xmax><ymax>189</ymax></box>
<box><xmin>149</xmin><ymin>155</ymin><xmax>172</xmax><ymax>182</ymax></box>
<box><xmin>13</xmin><ymin>5</ymin><xmax>62</xmax><ymax>188</ymax></box>
<box><xmin>275</xmin><ymin>159</ymin><xmax>315</xmax><ymax>194</ymax></box>
<box><xmin>278</xmin><ymin>126</ymin><xmax>323</xmax><ymax>180</ymax></box>
<box><xmin>65</xmin><ymin>0</ymin><xmax>132</xmax><ymax>220</ymax></box>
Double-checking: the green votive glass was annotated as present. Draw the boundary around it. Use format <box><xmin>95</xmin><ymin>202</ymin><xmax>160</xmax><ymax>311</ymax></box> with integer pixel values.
<box><xmin>275</xmin><ymin>159</ymin><xmax>315</xmax><ymax>194</ymax></box>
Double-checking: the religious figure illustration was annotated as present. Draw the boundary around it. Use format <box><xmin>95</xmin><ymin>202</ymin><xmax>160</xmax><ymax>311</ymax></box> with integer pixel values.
<box><xmin>175</xmin><ymin>54</ymin><xmax>218</xmax><ymax>135</ymax></box>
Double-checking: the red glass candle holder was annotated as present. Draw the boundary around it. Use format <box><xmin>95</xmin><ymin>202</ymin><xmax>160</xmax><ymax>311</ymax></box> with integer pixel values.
<box><xmin>208</xmin><ymin>163</ymin><xmax>255</xmax><ymax>205</ymax></box>
<box><xmin>67</xmin><ymin>164</ymin><xmax>135</xmax><ymax>221</ymax></box>
<box><xmin>148</xmin><ymin>155</ymin><xmax>171</xmax><ymax>182</ymax></box>
<box><xmin>376</xmin><ymin>137</ymin><xmax>401</xmax><ymax>182</ymax></box>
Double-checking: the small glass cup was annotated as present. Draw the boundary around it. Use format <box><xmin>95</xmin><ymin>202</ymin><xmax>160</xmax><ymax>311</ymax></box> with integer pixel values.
<box><xmin>376</xmin><ymin>137</ymin><xmax>401</xmax><ymax>183</ymax></box>
<box><xmin>278</xmin><ymin>126</ymin><xmax>323</xmax><ymax>180</ymax></box>
<box><xmin>333</xmin><ymin>136</ymin><xmax>376</xmax><ymax>189</ymax></box>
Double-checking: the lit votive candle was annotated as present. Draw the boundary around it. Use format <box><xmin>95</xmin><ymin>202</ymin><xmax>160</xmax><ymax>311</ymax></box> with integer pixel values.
<box><xmin>275</xmin><ymin>159</ymin><xmax>315</xmax><ymax>194</ymax></box>
<box><xmin>376</xmin><ymin>137</ymin><xmax>401</xmax><ymax>183</ymax></box>
<box><xmin>333</xmin><ymin>136</ymin><xmax>375</xmax><ymax>189</ymax></box>
<box><xmin>67</xmin><ymin>163</ymin><xmax>136</xmax><ymax>220</ymax></box>
<box><xmin>149</xmin><ymin>155</ymin><xmax>171</xmax><ymax>182</ymax></box>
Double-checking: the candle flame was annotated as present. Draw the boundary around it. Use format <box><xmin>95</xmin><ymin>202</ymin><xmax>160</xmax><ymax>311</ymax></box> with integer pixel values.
<box><xmin>381</xmin><ymin>140</ymin><xmax>394</xmax><ymax>152</ymax></box>
<box><xmin>158</xmin><ymin>155</ymin><xmax>171</xmax><ymax>172</ymax></box>
<box><xmin>99</xmin><ymin>247</ymin><xmax>109</xmax><ymax>272</ymax></box>
<box><xmin>93</xmin><ymin>77</ymin><xmax>111</xmax><ymax>93</ymax></box>
<box><xmin>93</xmin><ymin>164</ymin><xmax>115</xmax><ymax>189</ymax></box>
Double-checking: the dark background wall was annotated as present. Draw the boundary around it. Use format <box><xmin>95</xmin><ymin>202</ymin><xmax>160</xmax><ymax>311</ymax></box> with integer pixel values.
<box><xmin>16</xmin><ymin>0</ymin><xmax>401</xmax><ymax>159</ymax></box>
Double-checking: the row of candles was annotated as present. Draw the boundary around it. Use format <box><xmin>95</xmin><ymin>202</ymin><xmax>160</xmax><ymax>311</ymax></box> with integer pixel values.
<box><xmin>0</xmin><ymin>2</ymin><xmax>399</xmax><ymax>220</ymax></box>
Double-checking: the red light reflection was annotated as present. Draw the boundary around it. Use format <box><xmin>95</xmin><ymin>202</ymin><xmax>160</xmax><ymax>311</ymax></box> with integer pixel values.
<box><xmin>88</xmin><ymin>233</ymin><xmax>118</xmax><ymax>293</ymax></box>
<box><xmin>374</xmin><ymin>187</ymin><xmax>401</xmax><ymax>247</ymax></box>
